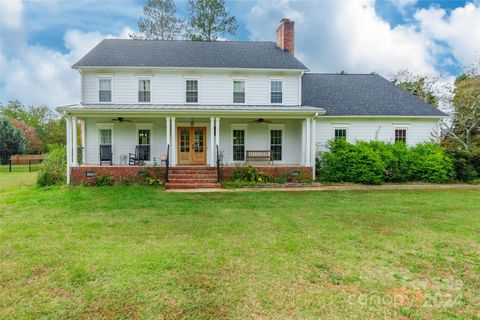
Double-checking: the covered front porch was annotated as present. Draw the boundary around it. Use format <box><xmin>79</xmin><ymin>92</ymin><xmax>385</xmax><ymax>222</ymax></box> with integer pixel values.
<box><xmin>63</xmin><ymin>108</ymin><xmax>322</xmax><ymax>184</ymax></box>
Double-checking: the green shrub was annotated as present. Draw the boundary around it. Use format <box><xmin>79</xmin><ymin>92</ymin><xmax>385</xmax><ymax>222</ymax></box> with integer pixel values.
<box><xmin>231</xmin><ymin>166</ymin><xmax>271</xmax><ymax>183</ymax></box>
<box><xmin>93</xmin><ymin>175</ymin><xmax>114</xmax><ymax>186</ymax></box>
<box><xmin>36</xmin><ymin>144</ymin><xmax>66</xmax><ymax>187</ymax></box>
<box><xmin>318</xmin><ymin>139</ymin><xmax>385</xmax><ymax>184</ymax></box>
<box><xmin>317</xmin><ymin>140</ymin><xmax>454</xmax><ymax>184</ymax></box>
<box><xmin>406</xmin><ymin>143</ymin><xmax>454</xmax><ymax>183</ymax></box>
<box><xmin>446</xmin><ymin>148</ymin><xmax>480</xmax><ymax>181</ymax></box>
<box><xmin>144</xmin><ymin>177</ymin><xmax>162</xmax><ymax>186</ymax></box>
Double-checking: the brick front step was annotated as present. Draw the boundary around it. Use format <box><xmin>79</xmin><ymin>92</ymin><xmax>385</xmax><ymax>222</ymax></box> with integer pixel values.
<box><xmin>165</xmin><ymin>183</ymin><xmax>222</xmax><ymax>189</ymax></box>
<box><xmin>169</xmin><ymin>172</ymin><xmax>217</xmax><ymax>176</ymax></box>
<box><xmin>170</xmin><ymin>167</ymin><xmax>216</xmax><ymax>171</ymax></box>
<box><xmin>168</xmin><ymin>178</ymin><xmax>218</xmax><ymax>184</ymax></box>
<box><xmin>166</xmin><ymin>166</ymin><xmax>220</xmax><ymax>189</ymax></box>
<box><xmin>169</xmin><ymin>170</ymin><xmax>217</xmax><ymax>174</ymax></box>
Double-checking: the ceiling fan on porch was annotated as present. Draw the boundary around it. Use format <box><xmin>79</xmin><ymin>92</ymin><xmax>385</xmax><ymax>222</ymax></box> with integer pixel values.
<box><xmin>251</xmin><ymin>118</ymin><xmax>272</xmax><ymax>124</ymax></box>
<box><xmin>111</xmin><ymin>117</ymin><xmax>133</xmax><ymax>123</ymax></box>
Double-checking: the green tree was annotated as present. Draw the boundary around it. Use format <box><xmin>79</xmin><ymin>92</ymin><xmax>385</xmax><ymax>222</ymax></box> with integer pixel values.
<box><xmin>10</xmin><ymin>119</ymin><xmax>43</xmax><ymax>154</ymax></box>
<box><xmin>130</xmin><ymin>0</ymin><xmax>184</xmax><ymax>40</ymax></box>
<box><xmin>186</xmin><ymin>0</ymin><xmax>237</xmax><ymax>41</ymax></box>
<box><xmin>0</xmin><ymin>117</ymin><xmax>26</xmax><ymax>164</ymax></box>
<box><xmin>446</xmin><ymin>74</ymin><xmax>480</xmax><ymax>150</ymax></box>
<box><xmin>0</xmin><ymin>100</ymin><xmax>65</xmax><ymax>152</ymax></box>
<box><xmin>391</xmin><ymin>70</ymin><xmax>440</xmax><ymax>107</ymax></box>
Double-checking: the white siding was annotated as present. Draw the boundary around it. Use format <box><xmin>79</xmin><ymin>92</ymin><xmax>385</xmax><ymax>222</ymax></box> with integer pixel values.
<box><xmin>81</xmin><ymin>70</ymin><xmax>301</xmax><ymax>105</ymax></box>
<box><xmin>82</xmin><ymin>73</ymin><xmax>98</xmax><ymax>103</ymax></box>
<box><xmin>84</xmin><ymin>117</ymin><xmax>168</xmax><ymax>165</ymax></box>
<box><xmin>83</xmin><ymin>117</ymin><xmax>303</xmax><ymax>165</ymax></box>
<box><xmin>219</xmin><ymin>119</ymin><xmax>303</xmax><ymax>165</ymax></box>
<box><xmin>315</xmin><ymin>118</ymin><xmax>440</xmax><ymax>151</ymax></box>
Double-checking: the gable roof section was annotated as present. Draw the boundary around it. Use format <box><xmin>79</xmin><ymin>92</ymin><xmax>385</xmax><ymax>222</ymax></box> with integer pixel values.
<box><xmin>302</xmin><ymin>73</ymin><xmax>448</xmax><ymax>117</ymax></box>
<box><xmin>73</xmin><ymin>39</ymin><xmax>308</xmax><ymax>70</ymax></box>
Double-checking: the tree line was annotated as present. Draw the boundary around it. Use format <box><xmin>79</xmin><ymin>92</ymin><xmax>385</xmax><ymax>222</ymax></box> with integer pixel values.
<box><xmin>0</xmin><ymin>101</ymin><xmax>65</xmax><ymax>164</ymax></box>
<box><xmin>130</xmin><ymin>0</ymin><xmax>238</xmax><ymax>41</ymax></box>
<box><xmin>389</xmin><ymin>63</ymin><xmax>480</xmax><ymax>151</ymax></box>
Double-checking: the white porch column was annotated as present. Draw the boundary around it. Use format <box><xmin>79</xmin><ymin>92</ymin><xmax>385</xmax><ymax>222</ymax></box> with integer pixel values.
<box><xmin>81</xmin><ymin>119</ymin><xmax>86</xmax><ymax>164</ymax></box>
<box><xmin>215</xmin><ymin>117</ymin><xmax>220</xmax><ymax>162</ymax></box>
<box><xmin>301</xmin><ymin>120</ymin><xmax>306</xmax><ymax>166</ymax></box>
<box><xmin>210</xmin><ymin>117</ymin><xmax>215</xmax><ymax>166</ymax></box>
<box><xmin>170</xmin><ymin>117</ymin><xmax>176</xmax><ymax>166</ymax></box>
<box><xmin>166</xmin><ymin>117</ymin><xmax>171</xmax><ymax>157</ymax></box>
<box><xmin>65</xmin><ymin>115</ymin><xmax>72</xmax><ymax>184</ymax></box>
<box><xmin>305</xmin><ymin>118</ymin><xmax>311</xmax><ymax>167</ymax></box>
<box><xmin>310</xmin><ymin>117</ymin><xmax>316</xmax><ymax>180</ymax></box>
<box><xmin>72</xmin><ymin>116</ymin><xmax>78</xmax><ymax>166</ymax></box>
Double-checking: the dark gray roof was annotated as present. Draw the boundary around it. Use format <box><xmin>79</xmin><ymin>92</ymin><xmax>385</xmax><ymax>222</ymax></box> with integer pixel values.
<box><xmin>73</xmin><ymin>39</ymin><xmax>308</xmax><ymax>70</ymax></box>
<box><xmin>302</xmin><ymin>73</ymin><xmax>448</xmax><ymax>117</ymax></box>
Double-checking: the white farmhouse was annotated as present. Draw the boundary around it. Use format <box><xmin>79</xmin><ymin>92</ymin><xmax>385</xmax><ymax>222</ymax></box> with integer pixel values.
<box><xmin>57</xmin><ymin>19</ymin><xmax>447</xmax><ymax>188</ymax></box>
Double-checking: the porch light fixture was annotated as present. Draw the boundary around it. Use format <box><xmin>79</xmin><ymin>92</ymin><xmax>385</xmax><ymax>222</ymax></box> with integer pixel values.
<box><xmin>190</xmin><ymin>118</ymin><xmax>195</xmax><ymax>127</ymax></box>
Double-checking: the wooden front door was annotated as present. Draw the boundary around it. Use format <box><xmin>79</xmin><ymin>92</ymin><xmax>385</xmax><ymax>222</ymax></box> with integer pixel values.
<box><xmin>177</xmin><ymin>127</ymin><xmax>207</xmax><ymax>165</ymax></box>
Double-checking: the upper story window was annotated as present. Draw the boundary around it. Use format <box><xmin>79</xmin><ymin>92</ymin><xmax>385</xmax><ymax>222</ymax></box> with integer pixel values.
<box><xmin>233</xmin><ymin>80</ymin><xmax>245</xmax><ymax>104</ymax></box>
<box><xmin>186</xmin><ymin>80</ymin><xmax>198</xmax><ymax>103</ymax></box>
<box><xmin>270</xmin><ymin>80</ymin><xmax>283</xmax><ymax>104</ymax></box>
<box><xmin>334</xmin><ymin>128</ymin><xmax>347</xmax><ymax>140</ymax></box>
<box><xmin>99</xmin><ymin>79</ymin><xmax>112</xmax><ymax>102</ymax></box>
<box><xmin>138</xmin><ymin>79</ymin><xmax>151</xmax><ymax>103</ymax></box>
<box><xmin>395</xmin><ymin>128</ymin><xmax>407</xmax><ymax>143</ymax></box>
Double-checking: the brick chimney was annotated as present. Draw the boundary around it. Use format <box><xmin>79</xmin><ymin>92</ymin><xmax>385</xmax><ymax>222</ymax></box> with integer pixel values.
<box><xmin>276</xmin><ymin>18</ymin><xmax>295</xmax><ymax>55</ymax></box>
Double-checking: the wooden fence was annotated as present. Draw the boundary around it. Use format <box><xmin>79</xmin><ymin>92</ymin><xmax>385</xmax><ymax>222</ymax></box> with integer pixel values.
<box><xmin>1</xmin><ymin>155</ymin><xmax>44</xmax><ymax>172</ymax></box>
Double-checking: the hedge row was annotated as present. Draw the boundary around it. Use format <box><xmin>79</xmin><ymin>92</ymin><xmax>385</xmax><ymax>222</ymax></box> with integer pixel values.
<box><xmin>317</xmin><ymin>140</ymin><xmax>455</xmax><ymax>184</ymax></box>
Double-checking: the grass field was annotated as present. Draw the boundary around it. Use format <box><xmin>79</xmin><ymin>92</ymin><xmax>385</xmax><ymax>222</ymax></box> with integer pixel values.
<box><xmin>0</xmin><ymin>172</ymin><xmax>479</xmax><ymax>319</ymax></box>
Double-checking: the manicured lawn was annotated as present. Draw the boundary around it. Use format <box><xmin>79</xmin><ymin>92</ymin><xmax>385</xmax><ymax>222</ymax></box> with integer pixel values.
<box><xmin>0</xmin><ymin>173</ymin><xmax>479</xmax><ymax>319</ymax></box>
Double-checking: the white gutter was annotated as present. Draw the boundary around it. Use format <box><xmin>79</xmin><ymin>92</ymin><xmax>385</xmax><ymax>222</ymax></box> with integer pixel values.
<box><xmin>318</xmin><ymin>115</ymin><xmax>449</xmax><ymax>119</ymax></box>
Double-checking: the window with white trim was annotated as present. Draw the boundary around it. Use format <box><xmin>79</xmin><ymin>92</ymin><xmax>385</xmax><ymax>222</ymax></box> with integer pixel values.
<box><xmin>99</xmin><ymin>79</ymin><xmax>112</xmax><ymax>102</ymax></box>
<box><xmin>395</xmin><ymin>128</ymin><xmax>407</xmax><ymax>143</ymax></box>
<box><xmin>186</xmin><ymin>80</ymin><xmax>198</xmax><ymax>103</ymax></box>
<box><xmin>138</xmin><ymin>129</ymin><xmax>151</xmax><ymax>161</ymax></box>
<box><xmin>270</xmin><ymin>129</ymin><xmax>282</xmax><ymax>161</ymax></box>
<box><xmin>334</xmin><ymin>128</ymin><xmax>347</xmax><ymax>140</ymax></box>
<box><xmin>138</xmin><ymin>79</ymin><xmax>151</xmax><ymax>102</ymax></box>
<box><xmin>100</xmin><ymin>129</ymin><xmax>112</xmax><ymax>145</ymax></box>
<box><xmin>233</xmin><ymin>80</ymin><xmax>245</xmax><ymax>103</ymax></box>
<box><xmin>232</xmin><ymin>129</ymin><xmax>245</xmax><ymax>161</ymax></box>
<box><xmin>270</xmin><ymin>80</ymin><xmax>283</xmax><ymax>104</ymax></box>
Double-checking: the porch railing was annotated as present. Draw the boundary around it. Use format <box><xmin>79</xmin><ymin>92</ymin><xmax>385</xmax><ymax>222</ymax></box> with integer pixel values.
<box><xmin>165</xmin><ymin>144</ymin><xmax>170</xmax><ymax>183</ymax></box>
<box><xmin>216</xmin><ymin>144</ymin><xmax>221</xmax><ymax>182</ymax></box>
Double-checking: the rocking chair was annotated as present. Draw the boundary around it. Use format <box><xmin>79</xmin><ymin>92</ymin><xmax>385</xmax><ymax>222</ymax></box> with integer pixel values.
<box><xmin>99</xmin><ymin>144</ymin><xmax>113</xmax><ymax>165</ymax></box>
<box><xmin>129</xmin><ymin>145</ymin><xmax>149</xmax><ymax>166</ymax></box>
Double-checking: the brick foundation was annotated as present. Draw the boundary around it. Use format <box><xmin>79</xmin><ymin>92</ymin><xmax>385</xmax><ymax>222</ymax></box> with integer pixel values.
<box><xmin>220</xmin><ymin>166</ymin><xmax>312</xmax><ymax>181</ymax></box>
<box><xmin>71</xmin><ymin>166</ymin><xmax>165</xmax><ymax>185</ymax></box>
<box><xmin>71</xmin><ymin>165</ymin><xmax>312</xmax><ymax>185</ymax></box>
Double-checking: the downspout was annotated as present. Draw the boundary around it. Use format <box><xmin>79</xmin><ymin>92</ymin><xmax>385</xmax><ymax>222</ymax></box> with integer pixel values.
<box><xmin>298</xmin><ymin>71</ymin><xmax>304</xmax><ymax>106</ymax></box>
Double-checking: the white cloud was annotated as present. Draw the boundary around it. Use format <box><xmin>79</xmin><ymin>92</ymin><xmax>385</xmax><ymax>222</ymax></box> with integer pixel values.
<box><xmin>0</xmin><ymin>26</ymin><xmax>133</xmax><ymax>108</ymax></box>
<box><xmin>247</xmin><ymin>0</ymin><xmax>436</xmax><ymax>76</ymax></box>
<box><xmin>0</xmin><ymin>0</ymin><xmax>23</xmax><ymax>29</ymax></box>
<box><xmin>0</xmin><ymin>0</ymin><xmax>137</xmax><ymax>108</ymax></box>
<box><xmin>391</xmin><ymin>0</ymin><xmax>418</xmax><ymax>10</ymax></box>
<box><xmin>414</xmin><ymin>3</ymin><xmax>480</xmax><ymax>67</ymax></box>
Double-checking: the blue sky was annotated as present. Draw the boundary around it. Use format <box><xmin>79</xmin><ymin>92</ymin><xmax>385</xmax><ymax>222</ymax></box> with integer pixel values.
<box><xmin>1</xmin><ymin>0</ymin><xmax>479</xmax><ymax>108</ymax></box>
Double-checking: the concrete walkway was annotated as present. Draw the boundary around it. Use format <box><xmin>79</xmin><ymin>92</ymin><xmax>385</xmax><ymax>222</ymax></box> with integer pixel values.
<box><xmin>166</xmin><ymin>183</ymin><xmax>480</xmax><ymax>193</ymax></box>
